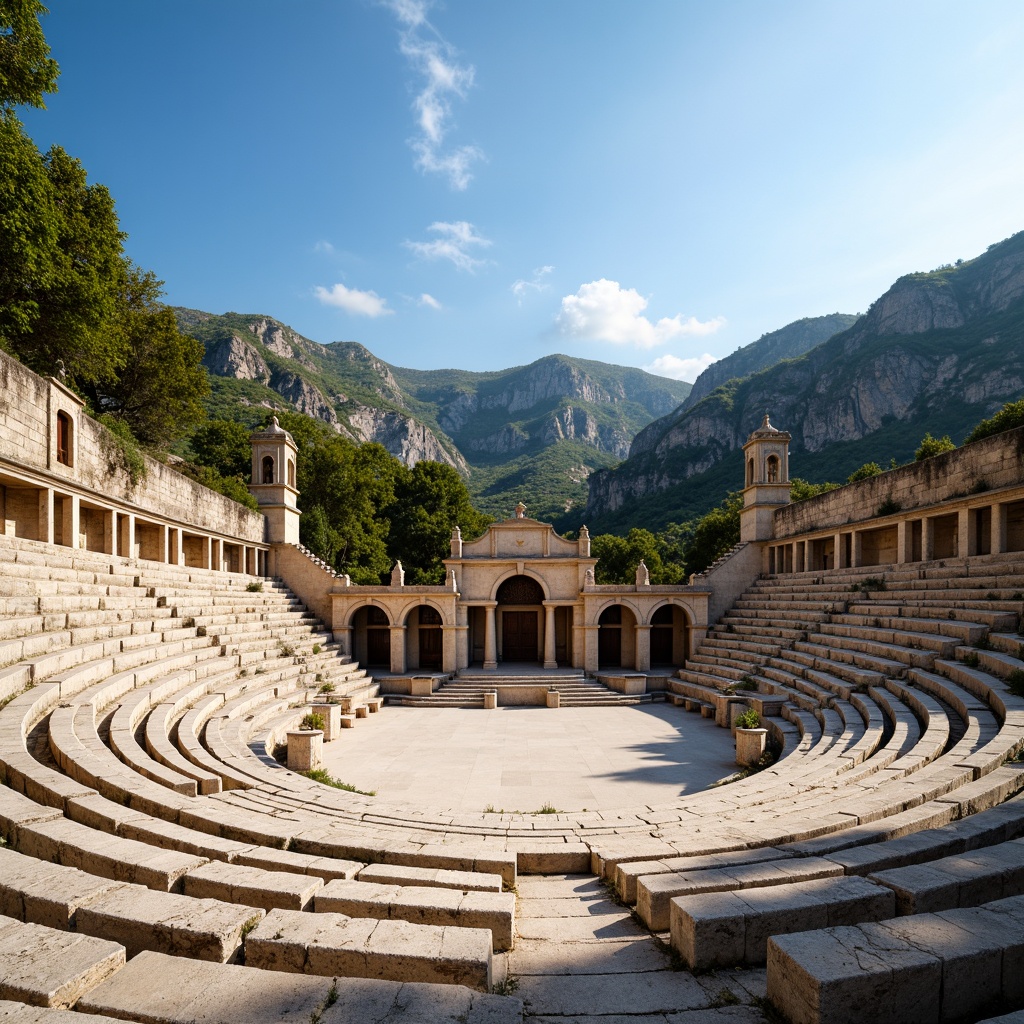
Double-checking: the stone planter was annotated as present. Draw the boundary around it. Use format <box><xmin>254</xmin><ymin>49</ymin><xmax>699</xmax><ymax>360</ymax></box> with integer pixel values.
<box><xmin>309</xmin><ymin>703</ymin><xmax>341</xmax><ymax>742</ymax></box>
<box><xmin>483</xmin><ymin>691</ymin><xmax>498</xmax><ymax>710</ymax></box>
<box><xmin>410</xmin><ymin>676</ymin><xmax>434</xmax><ymax>696</ymax></box>
<box><xmin>287</xmin><ymin>729</ymin><xmax>323</xmax><ymax>772</ymax></box>
<box><xmin>546</xmin><ymin>689</ymin><xmax>560</xmax><ymax>708</ymax></box>
<box><xmin>735</xmin><ymin>727</ymin><xmax>767</xmax><ymax>768</ymax></box>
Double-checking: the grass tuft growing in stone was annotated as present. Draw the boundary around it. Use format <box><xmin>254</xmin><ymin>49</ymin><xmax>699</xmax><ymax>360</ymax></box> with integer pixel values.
<box><xmin>245</xmin><ymin>580</ymin><xmax>263</xmax><ymax>592</ymax></box>
<box><xmin>302</xmin><ymin>768</ymin><xmax>375</xmax><ymax>796</ymax></box>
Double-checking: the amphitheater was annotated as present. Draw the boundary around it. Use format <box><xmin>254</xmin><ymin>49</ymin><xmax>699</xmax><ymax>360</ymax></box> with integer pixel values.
<box><xmin>1</xmin><ymin>348</ymin><xmax>1023</xmax><ymax>1024</ymax></box>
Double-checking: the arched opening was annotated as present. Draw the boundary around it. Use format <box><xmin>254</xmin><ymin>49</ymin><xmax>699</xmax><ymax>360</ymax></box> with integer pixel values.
<box><xmin>287</xmin><ymin>458</ymin><xmax>295</xmax><ymax>488</ymax></box>
<box><xmin>56</xmin><ymin>411</ymin><xmax>72</xmax><ymax>467</ymax></box>
<box><xmin>650</xmin><ymin>604</ymin><xmax>688</xmax><ymax>666</ymax></box>
<box><xmin>746</xmin><ymin>457</ymin><xmax>754</xmax><ymax>487</ymax></box>
<box><xmin>496</xmin><ymin>574</ymin><xmax>544</xmax><ymax>664</ymax></box>
<box><xmin>766</xmin><ymin>454</ymin><xmax>780</xmax><ymax>483</ymax></box>
<box><xmin>262</xmin><ymin>456</ymin><xmax>275</xmax><ymax>484</ymax></box>
<box><xmin>598</xmin><ymin>604</ymin><xmax>638</xmax><ymax>669</ymax></box>
<box><xmin>406</xmin><ymin>604</ymin><xmax>443</xmax><ymax>670</ymax></box>
<box><xmin>354</xmin><ymin>605</ymin><xmax>390</xmax><ymax>668</ymax></box>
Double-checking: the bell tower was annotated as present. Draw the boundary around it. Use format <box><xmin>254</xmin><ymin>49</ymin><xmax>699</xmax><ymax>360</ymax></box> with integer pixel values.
<box><xmin>739</xmin><ymin>413</ymin><xmax>791</xmax><ymax>542</ymax></box>
<box><xmin>249</xmin><ymin>416</ymin><xmax>300</xmax><ymax>544</ymax></box>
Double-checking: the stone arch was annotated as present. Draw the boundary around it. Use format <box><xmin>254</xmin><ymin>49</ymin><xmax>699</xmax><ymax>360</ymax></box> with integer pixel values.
<box><xmin>261</xmin><ymin>455</ymin><xmax>275</xmax><ymax>485</ymax></box>
<box><xmin>56</xmin><ymin>410</ymin><xmax>73</xmax><ymax>467</ymax></box>
<box><xmin>766</xmin><ymin>453</ymin><xmax>780</xmax><ymax>484</ymax></box>
<box><xmin>597</xmin><ymin>601</ymin><xmax>638</xmax><ymax>670</ymax></box>
<box><xmin>403</xmin><ymin>601</ymin><xmax>445</xmax><ymax>671</ymax></box>
<box><xmin>287</xmin><ymin>458</ymin><xmax>295</xmax><ymax>488</ymax></box>
<box><xmin>746</xmin><ymin>457</ymin><xmax>754</xmax><ymax>487</ymax></box>
<box><xmin>350</xmin><ymin>602</ymin><xmax>393</xmax><ymax>668</ymax></box>
<box><xmin>490</xmin><ymin>569</ymin><xmax>549</xmax><ymax>603</ymax></box>
<box><xmin>647</xmin><ymin>600</ymin><xmax>690</xmax><ymax>666</ymax></box>
<box><xmin>494</xmin><ymin>572</ymin><xmax>546</xmax><ymax>665</ymax></box>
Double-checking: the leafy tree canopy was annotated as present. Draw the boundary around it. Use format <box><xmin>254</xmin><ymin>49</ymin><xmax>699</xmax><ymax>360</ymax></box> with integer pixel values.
<box><xmin>964</xmin><ymin>399</ymin><xmax>1024</xmax><ymax>444</ymax></box>
<box><xmin>189</xmin><ymin>419</ymin><xmax>253</xmax><ymax>480</ymax></box>
<box><xmin>847</xmin><ymin>461</ymin><xmax>883</xmax><ymax>483</ymax></box>
<box><xmin>914</xmin><ymin>432</ymin><xmax>956</xmax><ymax>461</ymax></box>
<box><xmin>0</xmin><ymin>0</ymin><xmax>58</xmax><ymax>109</ymax></box>
<box><xmin>592</xmin><ymin>527</ymin><xmax>684</xmax><ymax>585</ymax></box>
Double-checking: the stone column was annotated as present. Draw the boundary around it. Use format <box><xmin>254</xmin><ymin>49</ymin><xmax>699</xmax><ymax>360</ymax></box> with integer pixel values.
<box><xmin>922</xmin><ymin>517</ymin><xmax>935</xmax><ymax>561</ymax></box>
<box><xmin>203</xmin><ymin>536</ymin><xmax>212</xmax><ymax>570</ymax></box>
<box><xmin>64</xmin><ymin>494</ymin><xmax>80</xmax><ymax>549</ymax></box>
<box><xmin>835</xmin><ymin>532</ymin><xmax>846</xmax><ymax>569</ymax></box>
<box><xmin>38</xmin><ymin>488</ymin><xmax>54</xmax><ymax>545</ymax></box>
<box><xmin>442</xmin><ymin>624</ymin><xmax>460</xmax><ymax>673</ymax></box>
<box><xmin>992</xmin><ymin>502</ymin><xmax>1007</xmax><ymax>555</ymax></box>
<box><xmin>212</xmin><ymin>539</ymin><xmax>222</xmax><ymax>572</ymax></box>
<box><xmin>389</xmin><ymin>625</ymin><xmax>407</xmax><ymax>674</ymax></box>
<box><xmin>635</xmin><ymin>624</ymin><xmax>651</xmax><ymax>672</ymax></box>
<box><xmin>543</xmin><ymin>603</ymin><xmax>557</xmax><ymax>669</ymax></box>
<box><xmin>121</xmin><ymin>514</ymin><xmax>135</xmax><ymax>559</ymax></box>
<box><xmin>851</xmin><ymin>530</ymin><xmax>863</xmax><ymax>568</ymax></box>
<box><xmin>896</xmin><ymin>520</ymin><xmax>909</xmax><ymax>563</ymax></box>
<box><xmin>582</xmin><ymin>624</ymin><xmax>600</xmax><ymax>673</ymax></box>
<box><xmin>102</xmin><ymin>509</ymin><xmax>115</xmax><ymax>555</ymax></box>
<box><xmin>334</xmin><ymin>625</ymin><xmax>352</xmax><ymax>658</ymax></box>
<box><xmin>957</xmin><ymin>508</ymin><xmax>971</xmax><ymax>558</ymax></box>
<box><xmin>483</xmin><ymin>603</ymin><xmax>498</xmax><ymax>670</ymax></box>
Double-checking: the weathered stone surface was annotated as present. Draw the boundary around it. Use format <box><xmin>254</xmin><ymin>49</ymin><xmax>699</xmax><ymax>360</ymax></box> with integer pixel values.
<box><xmin>183</xmin><ymin>861</ymin><xmax>322</xmax><ymax>911</ymax></box>
<box><xmin>357</xmin><ymin>863</ymin><xmax>503</xmax><ymax>893</ymax></box>
<box><xmin>75</xmin><ymin>885</ymin><xmax>263</xmax><ymax>962</ymax></box>
<box><xmin>0</xmin><ymin>914</ymin><xmax>125</xmax><ymax>1009</ymax></box>
<box><xmin>245</xmin><ymin>908</ymin><xmax>494</xmax><ymax>991</ymax></box>
<box><xmin>316</xmin><ymin>878</ymin><xmax>515</xmax><ymax>951</ymax></box>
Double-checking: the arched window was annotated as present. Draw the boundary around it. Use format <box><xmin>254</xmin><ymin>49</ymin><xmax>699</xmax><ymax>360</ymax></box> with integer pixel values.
<box><xmin>56</xmin><ymin>411</ymin><xmax>72</xmax><ymax>467</ymax></box>
<box><xmin>746</xmin><ymin>458</ymin><xmax>754</xmax><ymax>487</ymax></box>
<box><xmin>766</xmin><ymin>455</ymin><xmax>779</xmax><ymax>483</ymax></box>
<box><xmin>287</xmin><ymin>458</ymin><xmax>295</xmax><ymax>488</ymax></box>
<box><xmin>262</xmin><ymin>456</ymin><xmax>275</xmax><ymax>484</ymax></box>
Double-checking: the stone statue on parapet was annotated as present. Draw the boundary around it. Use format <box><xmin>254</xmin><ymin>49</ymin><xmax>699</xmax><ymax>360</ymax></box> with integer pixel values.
<box><xmin>390</xmin><ymin>561</ymin><xmax>405</xmax><ymax>587</ymax></box>
<box><xmin>636</xmin><ymin>559</ymin><xmax>650</xmax><ymax>587</ymax></box>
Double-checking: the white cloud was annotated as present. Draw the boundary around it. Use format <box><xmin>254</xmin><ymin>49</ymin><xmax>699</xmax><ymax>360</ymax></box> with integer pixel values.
<box><xmin>555</xmin><ymin>279</ymin><xmax>725</xmax><ymax>349</ymax></box>
<box><xmin>382</xmin><ymin>0</ymin><xmax>483</xmax><ymax>190</ymax></box>
<box><xmin>644</xmin><ymin>353</ymin><xmax>718</xmax><ymax>382</ymax></box>
<box><xmin>512</xmin><ymin>265</ymin><xmax>554</xmax><ymax>304</ymax></box>
<box><xmin>404</xmin><ymin>220</ymin><xmax>491</xmax><ymax>271</ymax></box>
<box><xmin>314</xmin><ymin>282</ymin><xmax>393</xmax><ymax>318</ymax></box>
<box><xmin>313</xmin><ymin>240</ymin><xmax>335</xmax><ymax>255</ymax></box>
<box><xmin>418</xmin><ymin>292</ymin><xmax>442</xmax><ymax>310</ymax></box>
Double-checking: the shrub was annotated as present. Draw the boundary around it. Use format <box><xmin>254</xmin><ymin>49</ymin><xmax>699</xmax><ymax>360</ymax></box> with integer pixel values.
<box><xmin>914</xmin><ymin>432</ymin><xmax>956</xmax><ymax>461</ymax></box>
<box><xmin>876</xmin><ymin>497</ymin><xmax>902</xmax><ymax>517</ymax></box>
<box><xmin>734</xmin><ymin>707</ymin><xmax>760</xmax><ymax>729</ymax></box>
<box><xmin>847</xmin><ymin>462</ymin><xmax>883</xmax><ymax>483</ymax></box>
<box><xmin>1006</xmin><ymin>669</ymin><xmax>1024</xmax><ymax>698</ymax></box>
<box><xmin>312</xmin><ymin>644</ymin><xmax>321</xmax><ymax>655</ymax></box>
<box><xmin>318</xmin><ymin>681</ymin><xmax>334</xmax><ymax>693</ymax></box>
<box><xmin>964</xmin><ymin>398</ymin><xmax>1024</xmax><ymax>444</ymax></box>
<box><xmin>245</xmin><ymin>581</ymin><xmax>263</xmax><ymax>593</ymax></box>
<box><xmin>300</xmin><ymin>711</ymin><xmax>325</xmax><ymax>731</ymax></box>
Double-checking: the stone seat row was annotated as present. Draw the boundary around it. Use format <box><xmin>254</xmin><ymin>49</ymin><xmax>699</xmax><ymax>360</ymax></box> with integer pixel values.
<box><xmin>0</xmin><ymin>919</ymin><xmax>523</xmax><ymax>1022</ymax></box>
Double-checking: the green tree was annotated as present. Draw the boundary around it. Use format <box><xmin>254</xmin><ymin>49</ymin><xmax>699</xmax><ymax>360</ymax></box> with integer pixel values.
<box><xmin>964</xmin><ymin>399</ymin><xmax>1024</xmax><ymax>444</ymax></box>
<box><xmin>847</xmin><ymin>462</ymin><xmax>883</xmax><ymax>483</ymax></box>
<box><xmin>189</xmin><ymin>419</ymin><xmax>253</xmax><ymax>480</ymax></box>
<box><xmin>790</xmin><ymin>477</ymin><xmax>839</xmax><ymax>501</ymax></box>
<box><xmin>680</xmin><ymin>491</ymin><xmax>742</xmax><ymax>576</ymax></box>
<box><xmin>592</xmin><ymin>527</ymin><xmax>682</xmax><ymax>584</ymax></box>
<box><xmin>387</xmin><ymin>461</ymin><xmax>490</xmax><ymax>584</ymax></box>
<box><xmin>0</xmin><ymin>0</ymin><xmax>59</xmax><ymax>110</ymax></box>
<box><xmin>914</xmin><ymin>432</ymin><xmax>955</xmax><ymax>461</ymax></box>
<box><xmin>90</xmin><ymin>267</ymin><xmax>207</xmax><ymax>448</ymax></box>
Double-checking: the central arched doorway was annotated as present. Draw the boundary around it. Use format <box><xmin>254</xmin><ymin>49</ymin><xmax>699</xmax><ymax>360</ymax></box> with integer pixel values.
<box><xmin>496</xmin><ymin>575</ymin><xmax>544</xmax><ymax>664</ymax></box>
<box><xmin>598</xmin><ymin>603</ymin><xmax>638</xmax><ymax>669</ymax></box>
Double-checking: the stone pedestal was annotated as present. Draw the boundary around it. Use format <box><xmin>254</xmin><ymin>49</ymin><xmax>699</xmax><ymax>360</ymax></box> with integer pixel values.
<box><xmin>287</xmin><ymin>730</ymin><xmax>323</xmax><ymax>772</ymax></box>
<box><xmin>735</xmin><ymin>727</ymin><xmax>767</xmax><ymax>767</ymax></box>
<box><xmin>546</xmin><ymin>689</ymin><xmax>560</xmax><ymax>708</ymax></box>
<box><xmin>410</xmin><ymin>676</ymin><xmax>434</xmax><ymax>696</ymax></box>
<box><xmin>483</xmin><ymin>691</ymin><xmax>497</xmax><ymax>710</ymax></box>
<box><xmin>309</xmin><ymin>703</ymin><xmax>341</xmax><ymax>742</ymax></box>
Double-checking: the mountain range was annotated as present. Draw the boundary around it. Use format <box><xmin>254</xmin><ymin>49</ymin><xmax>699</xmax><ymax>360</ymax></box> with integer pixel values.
<box><xmin>585</xmin><ymin>230</ymin><xmax>1024</xmax><ymax>532</ymax></box>
<box><xmin>176</xmin><ymin>228</ymin><xmax>1024</xmax><ymax>536</ymax></box>
<box><xmin>173</xmin><ymin>308</ymin><xmax>691</xmax><ymax>522</ymax></box>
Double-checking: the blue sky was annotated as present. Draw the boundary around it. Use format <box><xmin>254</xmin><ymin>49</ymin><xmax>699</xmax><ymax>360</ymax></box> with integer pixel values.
<box><xmin>21</xmin><ymin>1</ymin><xmax>1024</xmax><ymax>378</ymax></box>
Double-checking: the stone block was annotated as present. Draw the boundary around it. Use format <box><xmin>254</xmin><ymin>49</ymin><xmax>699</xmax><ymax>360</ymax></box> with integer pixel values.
<box><xmin>309</xmin><ymin>703</ymin><xmax>341</xmax><ymax>742</ymax></box>
<box><xmin>316</xmin><ymin>878</ymin><xmax>515</xmax><ymax>951</ymax></box>
<box><xmin>286</xmin><ymin>730</ymin><xmax>322</xmax><ymax>772</ymax></box>
<box><xmin>184</xmin><ymin>861</ymin><xmax>323</xmax><ymax>911</ymax></box>
<box><xmin>0</xmin><ymin>914</ymin><xmax>125</xmax><ymax>1009</ymax></box>
<box><xmin>75</xmin><ymin>885</ymin><xmax>263</xmax><ymax>962</ymax></box>
<box><xmin>546</xmin><ymin>689</ymin><xmax>560</xmax><ymax>708</ymax></box>
<box><xmin>357</xmin><ymin>863</ymin><xmax>503</xmax><ymax>893</ymax></box>
<box><xmin>735</xmin><ymin>727</ymin><xmax>767</xmax><ymax>767</ymax></box>
<box><xmin>245</xmin><ymin>908</ymin><xmax>493</xmax><ymax>991</ymax></box>
<box><xmin>483</xmin><ymin>691</ymin><xmax>497</xmax><ymax>710</ymax></box>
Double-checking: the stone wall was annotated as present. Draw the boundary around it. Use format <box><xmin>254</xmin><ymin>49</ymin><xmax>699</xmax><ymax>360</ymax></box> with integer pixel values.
<box><xmin>774</xmin><ymin>426</ymin><xmax>1024</xmax><ymax>539</ymax></box>
<box><xmin>0</xmin><ymin>349</ymin><xmax>265</xmax><ymax>544</ymax></box>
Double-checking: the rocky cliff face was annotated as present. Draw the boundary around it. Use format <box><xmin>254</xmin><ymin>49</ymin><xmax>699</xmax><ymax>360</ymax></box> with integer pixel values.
<box><xmin>587</xmin><ymin>231</ymin><xmax>1024</xmax><ymax>524</ymax></box>
<box><xmin>201</xmin><ymin>333</ymin><xmax>271</xmax><ymax>384</ymax></box>
<box><xmin>346</xmin><ymin>404</ymin><xmax>468</xmax><ymax>472</ymax></box>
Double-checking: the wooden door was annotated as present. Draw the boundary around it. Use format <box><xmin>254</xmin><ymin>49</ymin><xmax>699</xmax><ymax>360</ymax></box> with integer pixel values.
<box><xmin>502</xmin><ymin>611</ymin><xmax>537</xmax><ymax>662</ymax></box>
<box><xmin>419</xmin><ymin>627</ymin><xmax>442</xmax><ymax>669</ymax></box>
<box><xmin>367</xmin><ymin>628</ymin><xmax>390</xmax><ymax>667</ymax></box>
<box><xmin>598</xmin><ymin>626</ymin><xmax>621</xmax><ymax>668</ymax></box>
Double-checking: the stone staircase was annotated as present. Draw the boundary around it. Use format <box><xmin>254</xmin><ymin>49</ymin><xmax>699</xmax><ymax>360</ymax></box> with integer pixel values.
<box><xmin>391</xmin><ymin>670</ymin><xmax>657</xmax><ymax>707</ymax></box>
